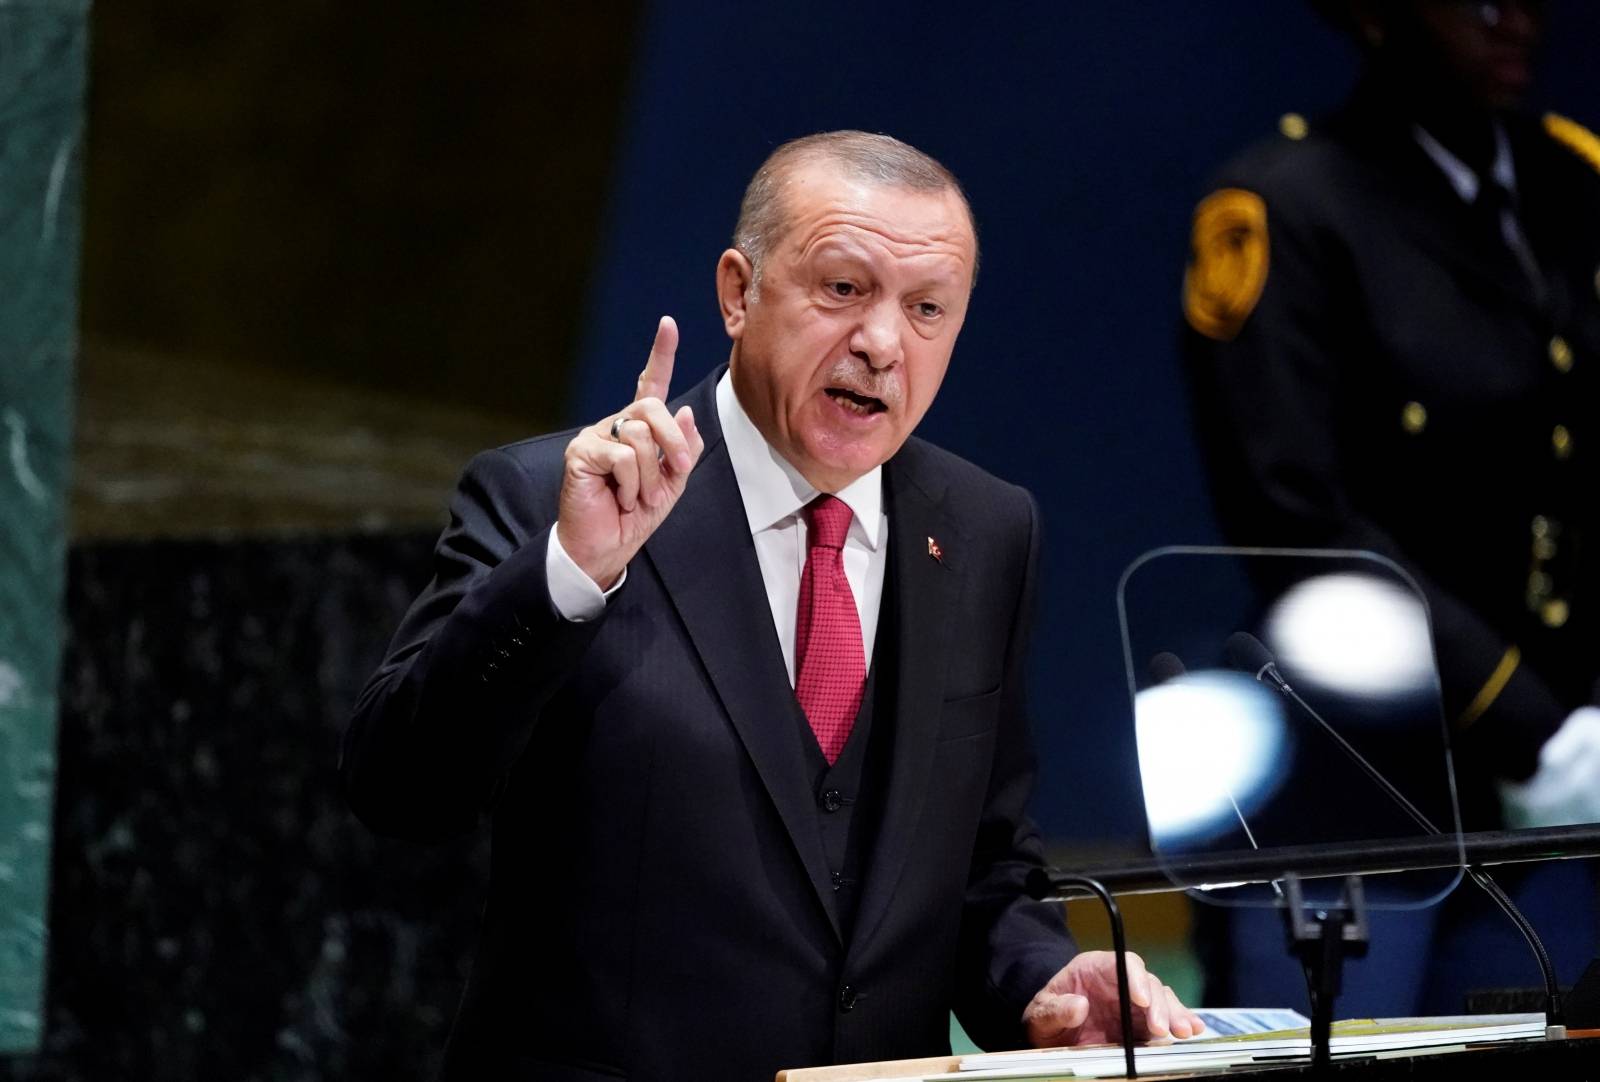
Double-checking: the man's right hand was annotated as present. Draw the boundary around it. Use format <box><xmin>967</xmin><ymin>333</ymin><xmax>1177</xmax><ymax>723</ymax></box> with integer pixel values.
<box><xmin>557</xmin><ymin>316</ymin><xmax>706</xmax><ymax>590</ymax></box>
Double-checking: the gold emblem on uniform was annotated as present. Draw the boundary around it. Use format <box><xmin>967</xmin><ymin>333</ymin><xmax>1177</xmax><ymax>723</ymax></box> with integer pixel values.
<box><xmin>1184</xmin><ymin>189</ymin><xmax>1270</xmax><ymax>342</ymax></box>
<box><xmin>1544</xmin><ymin>113</ymin><xmax>1600</xmax><ymax>175</ymax></box>
<box><xmin>1278</xmin><ymin>113</ymin><xmax>1309</xmax><ymax>141</ymax></box>
<box><xmin>1401</xmin><ymin>401</ymin><xmax>1428</xmax><ymax>435</ymax></box>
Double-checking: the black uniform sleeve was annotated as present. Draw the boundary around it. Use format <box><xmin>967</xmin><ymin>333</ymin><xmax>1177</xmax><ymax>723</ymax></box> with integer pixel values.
<box><xmin>340</xmin><ymin>446</ymin><xmax>606</xmax><ymax>839</ymax></box>
<box><xmin>1182</xmin><ymin>174</ymin><xmax>1565</xmax><ymax>782</ymax></box>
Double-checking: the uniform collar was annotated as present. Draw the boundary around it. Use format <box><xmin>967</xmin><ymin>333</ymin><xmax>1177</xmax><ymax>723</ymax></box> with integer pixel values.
<box><xmin>715</xmin><ymin>369</ymin><xmax>884</xmax><ymax>550</ymax></box>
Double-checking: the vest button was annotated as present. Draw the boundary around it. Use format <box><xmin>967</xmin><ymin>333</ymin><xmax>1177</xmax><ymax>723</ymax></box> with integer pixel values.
<box><xmin>838</xmin><ymin>984</ymin><xmax>857</xmax><ymax>1013</ymax></box>
<box><xmin>821</xmin><ymin>789</ymin><xmax>844</xmax><ymax>812</ymax></box>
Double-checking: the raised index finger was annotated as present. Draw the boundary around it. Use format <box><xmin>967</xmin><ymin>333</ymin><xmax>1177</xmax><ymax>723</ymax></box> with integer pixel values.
<box><xmin>635</xmin><ymin>315</ymin><xmax>678</xmax><ymax>404</ymax></box>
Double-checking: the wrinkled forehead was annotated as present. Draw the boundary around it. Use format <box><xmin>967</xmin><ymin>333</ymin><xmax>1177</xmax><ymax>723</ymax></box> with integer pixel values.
<box><xmin>776</xmin><ymin>164</ymin><xmax>978</xmax><ymax>278</ymax></box>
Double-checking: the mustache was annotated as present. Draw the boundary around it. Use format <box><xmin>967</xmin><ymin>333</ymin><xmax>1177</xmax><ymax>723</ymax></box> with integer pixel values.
<box><xmin>823</xmin><ymin>361</ymin><xmax>902</xmax><ymax>408</ymax></box>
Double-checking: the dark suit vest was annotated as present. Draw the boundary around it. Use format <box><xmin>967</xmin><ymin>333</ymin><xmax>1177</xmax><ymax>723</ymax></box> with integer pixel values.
<box><xmin>793</xmin><ymin>537</ymin><xmax>900</xmax><ymax>945</ymax></box>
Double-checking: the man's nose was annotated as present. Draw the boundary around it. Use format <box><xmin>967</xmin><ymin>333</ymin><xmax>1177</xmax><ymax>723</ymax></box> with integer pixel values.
<box><xmin>849</xmin><ymin>301</ymin><xmax>904</xmax><ymax>370</ymax></box>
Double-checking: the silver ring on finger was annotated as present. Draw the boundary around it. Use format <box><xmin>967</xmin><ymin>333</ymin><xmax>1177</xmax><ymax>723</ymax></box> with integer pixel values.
<box><xmin>609</xmin><ymin>416</ymin><xmax>629</xmax><ymax>441</ymax></box>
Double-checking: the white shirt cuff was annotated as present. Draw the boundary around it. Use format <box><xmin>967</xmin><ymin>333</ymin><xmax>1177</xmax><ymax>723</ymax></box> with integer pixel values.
<box><xmin>545</xmin><ymin>526</ymin><xmax>625</xmax><ymax>622</ymax></box>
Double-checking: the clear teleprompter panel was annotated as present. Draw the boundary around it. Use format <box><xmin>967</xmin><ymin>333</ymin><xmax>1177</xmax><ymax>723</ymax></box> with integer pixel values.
<box><xmin>1119</xmin><ymin>547</ymin><xmax>1464</xmax><ymax>910</ymax></box>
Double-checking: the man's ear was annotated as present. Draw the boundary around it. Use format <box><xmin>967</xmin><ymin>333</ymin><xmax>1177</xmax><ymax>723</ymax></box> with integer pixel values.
<box><xmin>717</xmin><ymin>248</ymin><xmax>755</xmax><ymax>339</ymax></box>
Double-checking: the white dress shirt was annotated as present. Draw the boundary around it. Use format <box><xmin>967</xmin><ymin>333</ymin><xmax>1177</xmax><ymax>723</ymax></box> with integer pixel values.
<box><xmin>546</xmin><ymin>370</ymin><xmax>888</xmax><ymax>686</ymax></box>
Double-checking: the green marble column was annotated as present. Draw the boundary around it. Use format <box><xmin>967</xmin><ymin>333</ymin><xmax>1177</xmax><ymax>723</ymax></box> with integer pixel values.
<box><xmin>0</xmin><ymin>0</ymin><xmax>88</xmax><ymax>1056</ymax></box>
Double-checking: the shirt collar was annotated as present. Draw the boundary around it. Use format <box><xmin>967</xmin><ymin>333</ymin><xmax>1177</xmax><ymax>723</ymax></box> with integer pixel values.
<box><xmin>715</xmin><ymin>369</ymin><xmax>884</xmax><ymax>550</ymax></box>
<box><xmin>1412</xmin><ymin>121</ymin><xmax>1516</xmax><ymax>204</ymax></box>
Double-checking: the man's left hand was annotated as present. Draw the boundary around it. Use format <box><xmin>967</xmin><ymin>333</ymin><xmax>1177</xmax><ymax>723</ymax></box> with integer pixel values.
<box><xmin>1022</xmin><ymin>951</ymin><xmax>1203</xmax><ymax>1047</ymax></box>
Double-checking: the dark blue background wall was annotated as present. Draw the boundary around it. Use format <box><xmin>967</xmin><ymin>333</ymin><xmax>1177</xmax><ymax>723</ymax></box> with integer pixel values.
<box><xmin>571</xmin><ymin>1</ymin><xmax>1600</xmax><ymax>847</ymax></box>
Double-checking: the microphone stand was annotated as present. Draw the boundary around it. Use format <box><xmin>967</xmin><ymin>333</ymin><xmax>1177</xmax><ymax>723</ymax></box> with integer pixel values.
<box><xmin>1248</xmin><ymin>651</ymin><xmax>1568</xmax><ymax>1036</ymax></box>
<box><xmin>1049</xmin><ymin>875</ymin><xmax>1138</xmax><ymax>1079</ymax></box>
<box><xmin>1282</xmin><ymin>874</ymin><xmax>1368</xmax><ymax>1071</ymax></box>
<box><xmin>1028</xmin><ymin>825</ymin><xmax>1600</xmax><ymax>1065</ymax></box>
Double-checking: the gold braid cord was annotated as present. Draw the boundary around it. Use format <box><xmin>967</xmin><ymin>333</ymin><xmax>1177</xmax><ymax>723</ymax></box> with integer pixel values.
<box><xmin>1457</xmin><ymin>646</ymin><xmax>1522</xmax><ymax>730</ymax></box>
<box><xmin>1544</xmin><ymin>113</ymin><xmax>1600</xmax><ymax>175</ymax></box>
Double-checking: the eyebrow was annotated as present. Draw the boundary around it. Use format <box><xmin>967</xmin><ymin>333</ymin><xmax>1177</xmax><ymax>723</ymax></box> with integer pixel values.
<box><xmin>806</xmin><ymin>239</ymin><xmax>873</xmax><ymax>264</ymax></box>
<box><xmin>807</xmin><ymin>241</ymin><xmax>966</xmax><ymax>290</ymax></box>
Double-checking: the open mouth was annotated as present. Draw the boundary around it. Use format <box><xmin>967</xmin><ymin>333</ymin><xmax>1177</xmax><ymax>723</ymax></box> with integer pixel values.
<box><xmin>824</xmin><ymin>387</ymin><xmax>887</xmax><ymax>415</ymax></box>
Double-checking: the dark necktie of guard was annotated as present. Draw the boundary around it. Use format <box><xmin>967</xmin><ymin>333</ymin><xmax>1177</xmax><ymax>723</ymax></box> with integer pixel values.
<box><xmin>1476</xmin><ymin>176</ymin><xmax>1543</xmax><ymax>292</ymax></box>
<box><xmin>794</xmin><ymin>495</ymin><xmax>866</xmax><ymax>765</ymax></box>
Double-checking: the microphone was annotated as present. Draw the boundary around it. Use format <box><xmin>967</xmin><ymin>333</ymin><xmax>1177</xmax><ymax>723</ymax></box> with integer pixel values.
<box><xmin>1225</xmin><ymin>629</ymin><xmax>1566</xmax><ymax>1032</ymax></box>
<box><xmin>1226</xmin><ymin>632</ymin><xmax>1436</xmax><ymax>832</ymax></box>
<box><xmin>1145</xmin><ymin>649</ymin><xmax>1279</xmax><ymax>892</ymax></box>
<box><xmin>1224</xmin><ymin>631</ymin><xmax>1292</xmax><ymax>694</ymax></box>
<box><xmin>1148</xmin><ymin>651</ymin><xmax>1188</xmax><ymax>686</ymax></box>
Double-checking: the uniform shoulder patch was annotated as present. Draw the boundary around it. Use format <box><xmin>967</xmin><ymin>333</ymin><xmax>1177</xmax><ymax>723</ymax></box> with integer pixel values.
<box><xmin>1183</xmin><ymin>188</ymin><xmax>1269</xmax><ymax>342</ymax></box>
<box><xmin>1543</xmin><ymin>113</ymin><xmax>1600</xmax><ymax>175</ymax></box>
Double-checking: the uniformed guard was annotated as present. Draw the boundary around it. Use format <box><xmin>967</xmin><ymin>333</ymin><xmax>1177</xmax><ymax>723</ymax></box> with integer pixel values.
<box><xmin>1182</xmin><ymin>0</ymin><xmax>1600</xmax><ymax>1015</ymax></box>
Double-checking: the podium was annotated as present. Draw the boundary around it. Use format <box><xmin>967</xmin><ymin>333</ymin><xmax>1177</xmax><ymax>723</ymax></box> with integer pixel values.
<box><xmin>777</xmin><ymin>1030</ymin><xmax>1600</xmax><ymax>1081</ymax></box>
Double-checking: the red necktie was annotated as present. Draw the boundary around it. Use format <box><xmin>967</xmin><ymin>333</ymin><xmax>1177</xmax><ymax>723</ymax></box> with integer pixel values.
<box><xmin>794</xmin><ymin>495</ymin><xmax>866</xmax><ymax>765</ymax></box>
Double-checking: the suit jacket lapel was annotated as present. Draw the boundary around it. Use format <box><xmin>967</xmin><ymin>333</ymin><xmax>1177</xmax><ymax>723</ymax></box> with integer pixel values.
<box><xmin>851</xmin><ymin>444</ymin><xmax>960</xmax><ymax>951</ymax></box>
<box><xmin>646</xmin><ymin>369</ymin><xmax>843</xmax><ymax>942</ymax></box>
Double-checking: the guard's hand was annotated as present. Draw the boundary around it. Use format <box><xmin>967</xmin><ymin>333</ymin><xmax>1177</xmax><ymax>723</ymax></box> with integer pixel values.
<box><xmin>1022</xmin><ymin>951</ymin><xmax>1203</xmax><ymax>1048</ymax></box>
<box><xmin>557</xmin><ymin>316</ymin><xmax>704</xmax><ymax>589</ymax></box>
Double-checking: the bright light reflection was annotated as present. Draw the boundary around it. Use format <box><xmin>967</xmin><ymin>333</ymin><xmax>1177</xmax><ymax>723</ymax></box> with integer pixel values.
<box><xmin>1265</xmin><ymin>573</ymin><xmax>1433</xmax><ymax>699</ymax></box>
<box><xmin>1135</xmin><ymin>671</ymin><xmax>1286</xmax><ymax>846</ymax></box>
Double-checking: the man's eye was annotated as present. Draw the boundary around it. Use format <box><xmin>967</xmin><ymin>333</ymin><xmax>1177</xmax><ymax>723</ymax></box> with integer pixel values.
<box><xmin>916</xmin><ymin>302</ymin><xmax>942</xmax><ymax>318</ymax></box>
<box><xmin>828</xmin><ymin>281</ymin><xmax>857</xmax><ymax>297</ymax></box>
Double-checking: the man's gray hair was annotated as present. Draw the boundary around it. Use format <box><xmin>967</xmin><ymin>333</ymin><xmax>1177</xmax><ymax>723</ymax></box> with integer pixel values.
<box><xmin>732</xmin><ymin>130</ymin><xmax>978</xmax><ymax>287</ymax></box>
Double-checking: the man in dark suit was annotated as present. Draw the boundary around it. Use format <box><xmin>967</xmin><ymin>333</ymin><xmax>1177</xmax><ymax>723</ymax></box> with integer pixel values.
<box><xmin>342</xmin><ymin>131</ymin><xmax>1198</xmax><ymax>1079</ymax></box>
<box><xmin>1182</xmin><ymin>0</ymin><xmax>1600</xmax><ymax>1014</ymax></box>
